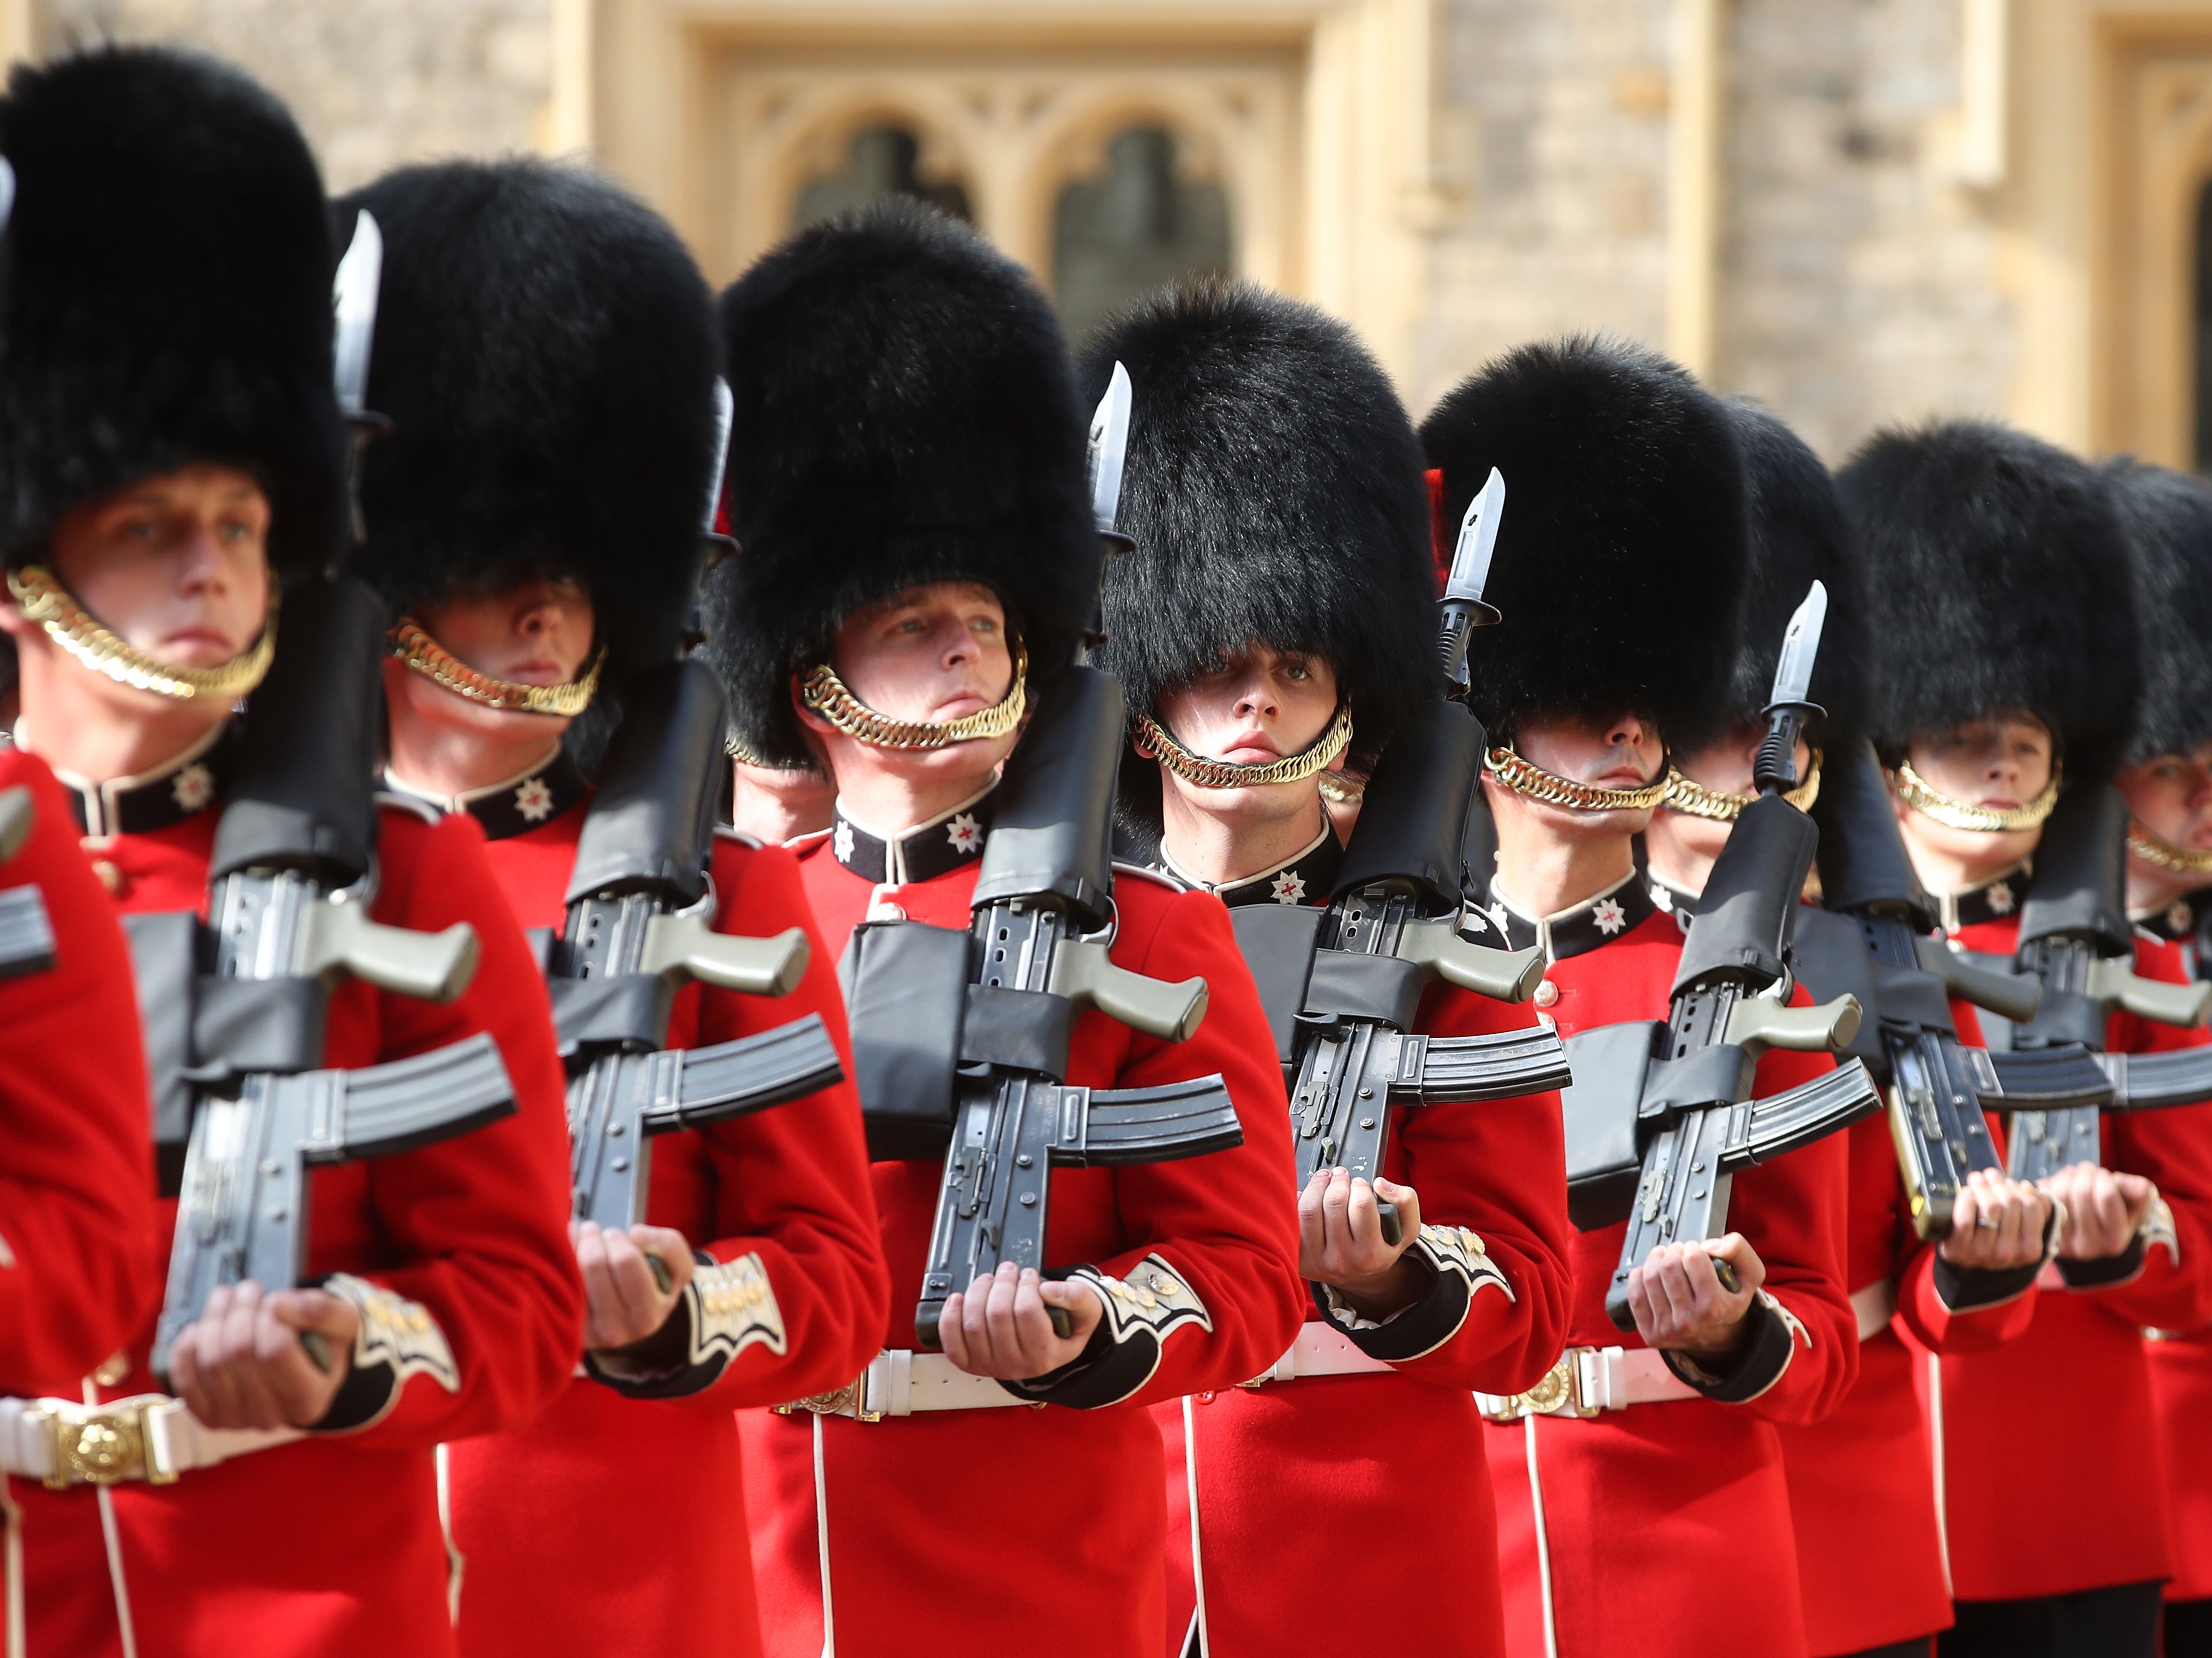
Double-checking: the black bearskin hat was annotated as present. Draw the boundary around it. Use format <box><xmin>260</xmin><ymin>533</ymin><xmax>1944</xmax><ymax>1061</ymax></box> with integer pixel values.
<box><xmin>1418</xmin><ymin>336</ymin><xmax>1747</xmax><ymax>751</ymax></box>
<box><xmin>703</xmin><ymin>200</ymin><xmax>1096</xmax><ymax>770</ymax></box>
<box><xmin>1722</xmin><ymin>399</ymin><xmax>1866</xmax><ymax>745</ymax></box>
<box><xmin>339</xmin><ymin>160</ymin><xmax>719</xmax><ymax>677</ymax></box>
<box><xmin>1077</xmin><ymin>280</ymin><xmax>1436</xmax><ymax>835</ymax></box>
<box><xmin>1836</xmin><ymin>421</ymin><xmax>2138</xmax><ymax>780</ymax></box>
<box><xmin>0</xmin><ymin>47</ymin><xmax>345</xmax><ymax>580</ymax></box>
<box><xmin>2104</xmin><ymin>459</ymin><xmax>2212</xmax><ymax>764</ymax></box>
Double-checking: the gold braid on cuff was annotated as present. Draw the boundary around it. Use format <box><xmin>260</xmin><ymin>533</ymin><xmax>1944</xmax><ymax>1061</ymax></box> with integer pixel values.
<box><xmin>8</xmin><ymin>564</ymin><xmax>276</xmax><ymax>702</ymax></box>
<box><xmin>1892</xmin><ymin>758</ymin><xmax>2061</xmax><ymax>833</ymax></box>
<box><xmin>389</xmin><ymin>618</ymin><xmax>605</xmax><ymax>717</ymax></box>
<box><xmin>2128</xmin><ymin>819</ymin><xmax>2212</xmax><ymax>875</ymax></box>
<box><xmin>1134</xmin><ymin>704</ymin><xmax>1354</xmax><ymax>791</ymax></box>
<box><xmin>800</xmin><ymin>646</ymin><xmax>1028</xmax><ymax>751</ymax></box>
<box><xmin>1662</xmin><ymin>755</ymin><xmax>1824</xmax><ymax>821</ymax></box>
<box><xmin>1483</xmin><ymin>744</ymin><xmax>1674</xmax><ymax>812</ymax></box>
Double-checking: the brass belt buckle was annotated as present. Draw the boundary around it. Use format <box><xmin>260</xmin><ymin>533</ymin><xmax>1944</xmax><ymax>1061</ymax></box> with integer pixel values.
<box><xmin>32</xmin><ymin>1398</ymin><xmax>164</xmax><ymax>1489</ymax></box>
<box><xmin>1483</xmin><ymin>1351</ymin><xmax>1584</xmax><ymax>1423</ymax></box>
<box><xmin>774</xmin><ymin>1379</ymin><xmax>862</xmax><ymax>1420</ymax></box>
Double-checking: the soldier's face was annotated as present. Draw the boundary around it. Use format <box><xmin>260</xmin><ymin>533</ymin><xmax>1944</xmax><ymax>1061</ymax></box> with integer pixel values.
<box><xmin>1899</xmin><ymin>711</ymin><xmax>2052</xmax><ymax>874</ymax></box>
<box><xmin>38</xmin><ymin>463</ymin><xmax>271</xmax><ymax>670</ymax></box>
<box><xmin>388</xmin><ymin>576</ymin><xmax>597</xmax><ymax>742</ymax></box>
<box><xmin>1153</xmin><ymin>643</ymin><xmax>1342</xmax><ymax>833</ymax></box>
<box><xmin>2117</xmin><ymin>743</ymin><xmax>2212</xmax><ymax>906</ymax></box>
<box><xmin>802</xmin><ymin>581</ymin><xmax>1021</xmax><ymax>786</ymax></box>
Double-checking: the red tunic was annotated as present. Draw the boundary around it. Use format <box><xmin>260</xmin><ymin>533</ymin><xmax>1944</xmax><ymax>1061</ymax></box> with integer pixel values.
<box><xmin>1481</xmin><ymin>907</ymin><xmax>1855</xmax><ymax>1658</ymax></box>
<box><xmin>0</xmin><ymin>750</ymin><xmax>158</xmax><ymax>1397</ymax></box>
<box><xmin>1151</xmin><ymin>872</ymin><xmax>1573</xmax><ymax>1658</ymax></box>
<box><xmin>441</xmin><ymin>794</ymin><xmax>889</xmax><ymax>1658</ymax></box>
<box><xmin>741</xmin><ymin>814</ymin><xmax>1306</xmax><ymax>1658</ymax></box>
<box><xmin>1937</xmin><ymin>907</ymin><xmax>2212</xmax><ymax>1602</ymax></box>
<box><xmin>19</xmin><ymin>782</ymin><xmax>583</xmax><ymax>1658</ymax></box>
<box><xmin>1773</xmin><ymin>994</ymin><xmax>2043</xmax><ymax>1655</ymax></box>
<box><xmin>2149</xmin><ymin>1327</ymin><xmax>2212</xmax><ymax>1599</ymax></box>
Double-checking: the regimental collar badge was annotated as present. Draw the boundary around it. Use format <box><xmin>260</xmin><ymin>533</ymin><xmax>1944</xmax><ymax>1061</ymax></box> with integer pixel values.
<box><xmin>49</xmin><ymin>720</ymin><xmax>239</xmax><ymax>839</ymax></box>
<box><xmin>1645</xmin><ymin>871</ymin><xmax>1700</xmax><ymax>927</ymax></box>
<box><xmin>830</xmin><ymin>784</ymin><xmax>997</xmax><ymax>886</ymax></box>
<box><xmin>384</xmin><ymin>745</ymin><xmax>590</xmax><ymax>841</ymax></box>
<box><xmin>1940</xmin><ymin>863</ymin><xmax>2034</xmax><ymax>932</ymax></box>
<box><xmin>1487</xmin><ymin>869</ymin><xmax>1657</xmax><ymax>962</ymax></box>
<box><xmin>1162</xmin><ymin>824</ymin><xmax>1343</xmax><ymax>909</ymax></box>
<box><xmin>2131</xmin><ymin>888</ymin><xmax>2212</xmax><ymax>946</ymax></box>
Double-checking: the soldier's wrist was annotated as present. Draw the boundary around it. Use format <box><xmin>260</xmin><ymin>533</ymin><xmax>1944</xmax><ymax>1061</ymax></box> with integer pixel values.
<box><xmin>1324</xmin><ymin>1252</ymin><xmax>1432</xmax><ymax>1322</ymax></box>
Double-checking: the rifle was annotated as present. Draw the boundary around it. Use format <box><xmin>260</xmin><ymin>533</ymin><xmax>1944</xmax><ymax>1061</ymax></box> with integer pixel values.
<box><xmin>552</xmin><ymin>656</ymin><xmax>845</xmax><ymax>1238</ymax></box>
<box><xmin>1799</xmin><ymin>736</ymin><xmax>2113</xmax><ymax>1237</ymax></box>
<box><xmin>151</xmin><ymin>578</ymin><xmax>513</xmax><ymax>1376</ymax></box>
<box><xmin>1559</xmin><ymin>584</ymin><xmax>1885</xmax><ymax>1331</ymax></box>
<box><xmin>1232</xmin><ymin>468</ymin><xmax>1568</xmax><ymax>1245</ymax></box>
<box><xmin>1954</xmin><ymin>783</ymin><xmax>2212</xmax><ymax>1182</ymax></box>
<box><xmin>846</xmin><ymin>367</ymin><xmax>1245</xmax><ymax>1347</ymax></box>
<box><xmin>0</xmin><ymin>786</ymin><xmax>58</xmax><ymax>980</ymax></box>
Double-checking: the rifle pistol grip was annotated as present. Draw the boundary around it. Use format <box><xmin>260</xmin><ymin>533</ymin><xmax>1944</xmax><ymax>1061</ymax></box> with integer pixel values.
<box><xmin>644</xmin><ymin>915</ymin><xmax>808</xmax><ymax>997</ymax></box>
<box><xmin>1724</xmin><ymin>993</ymin><xmax>1862</xmax><ymax>1057</ymax></box>
<box><xmin>1918</xmin><ymin>935</ymin><xmax>2041</xmax><ymax>1023</ymax></box>
<box><xmin>1397</xmin><ymin>920</ymin><xmax>1545</xmax><ymax>1004</ymax></box>
<box><xmin>1048</xmin><ymin>938</ymin><xmax>1207</xmax><ymax>1042</ymax></box>
<box><xmin>0</xmin><ymin>786</ymin><xmax>31</xmax><ymax>863</ymax></box>
<box><xmin>304</xmin><ymin>903</ymin><xmax>480</xmax><ymax>1003</ymax></box>
<box><xmin>2085</xmin><ymin>958</ymin><xmax>2212</xmax><ymax>1029</ymax></box>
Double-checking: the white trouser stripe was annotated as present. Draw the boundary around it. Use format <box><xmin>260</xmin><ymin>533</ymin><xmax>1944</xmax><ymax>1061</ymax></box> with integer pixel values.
<box><xmin>434</xmin><ymin>1442</ymin><xmax>464</xmax><ymax>1625</ymax></box>
<box><xmin>814</xmin><ymin>1411</ymin><xmax>835</xmax><ymax>1658</ymax></box>
<box><xmin>1524</xmin><ymin>1414</ymin><xmax>1558</xmax><ymax>1658</ymax></box>
<box><xmin>1926</xmin><ymin>1349</ymin><xmax>1952</xmax><ymax>1597</ymax></box>
<box><xmin>1182</xmin><ymin>1395</ymin><xmax>1211</xmax><ymax>1657</ymax></box>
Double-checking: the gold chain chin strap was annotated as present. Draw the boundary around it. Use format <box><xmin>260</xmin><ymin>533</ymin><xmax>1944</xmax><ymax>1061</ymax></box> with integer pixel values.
<box><xmin>1483</xmin><ymin>744</ymin><xmax>1675</xmax><ymax>812</ymax></box>
<box><xmin>800</xmin><ymin>646</ymin><xmax>1028</xmax><ymax>751</ymax></box>
<box><xmin>1134</xmin><ymin>705</ymin><xmax>1355</xmax><ymax>791</ymax></box>
<box><xmin>1661</xmin><ymin>754</ymin><xmax>1824</xmax><ymax>821</ymax></box>
<box><xmin>1891</xmin><ymin>758</ymin><xmax>2061</xmax><ymax>833</ymax></box>
<box><xmin>8</xmin><ymin>564</ymin><xmax>276</xmax><ymax>702</ymax></box>
<box><xmin>389</xmin><ymin>618</ymin><xmax>605</xmax><ymax>717</ymax></box>
<box><xmin>2128</xmin><ymin>819</ymin><xmax>2212</xmax><ymax>875</ymax></box>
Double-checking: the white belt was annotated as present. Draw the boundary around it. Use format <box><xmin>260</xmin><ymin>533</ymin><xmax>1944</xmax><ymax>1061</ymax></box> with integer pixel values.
<box><xmin>1852</xmin><ymin>1279</ymin><xmax>1898</xmax><ymax>1342</ymax></box>
<box><xmin>776</xmin><ymin>1350</ymin><xmax>1040</xmax><ymax>1422</ymax></box>
<box><xmin>1241</xmin><ymin>1321</ymin><xmax>1397</xmax><ymax>1386</ymax></box>
<box><xmin>0</xmin><ymin>1395</ymin><xmax>301</xmax><ymax>1488</ymax></box>
<box><xmin>1476</xmin><ymin>1345</ymin><xmax>1702</xmax><ymax>1421</ymax></box>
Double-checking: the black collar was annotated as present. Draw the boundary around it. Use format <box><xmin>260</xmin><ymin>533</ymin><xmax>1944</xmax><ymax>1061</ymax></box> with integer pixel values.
<box><xmin>1162</xmin><ymin>826</ymin><xmax>1343</xmax><ymax>909</ymax></box>
<box><xmin>1487</xmin><ymin>870</ymin><xmax>1658</xmax><ymax>961</ymax></box>
<box><xmin>385</xmin><ymin>747</ymin><xmax>591</xmax><ymax>841</ymax></box>
<box><xmin>1938</xmin><ymin>863</ymin><xmax>2033</xmax><ymax>932</ymax></box>
<box><xmin>830</xmin><ymin>785</ymin><xmax>997</xmax><ymax>885</ymax></box>
<box><xmin>2134</xmin><ymin>887</ymin><xmax>2212</xmax><ymax>950</ymax></box>
<box><xmin>49</xmin><ymin>722</ymin><xmax>237</xmax><ymax>838</ymax></box>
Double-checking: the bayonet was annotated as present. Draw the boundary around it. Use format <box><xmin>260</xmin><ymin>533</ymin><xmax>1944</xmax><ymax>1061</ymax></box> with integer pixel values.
<box><xmin>332</xmin><ymin>210</ymin><xmax>382</xmax><ymax>420</ymax></box>
<box><xmin>700</xmin><ymin>376</ymin><xmax>735</xmax><ymax>558</ymax></box>
<box><xmin>0</xmin><ymin>156</ymin><xmax>15</xmax><ymax>238</ymax></box>
<box><xmin>1087</xmin><ymin>361</ymin><xmax>1132</xmax><ymax>538</ymax></box>
<box><xmin>1438</xmin><ymin>468</ymin><xmax>1504</xmax><ymax>692</ymax></box>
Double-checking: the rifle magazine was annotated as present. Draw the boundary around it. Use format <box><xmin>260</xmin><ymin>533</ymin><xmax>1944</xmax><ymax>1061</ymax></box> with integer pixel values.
<box><xmin>1719</xmin><ymin>1059</ymin><xmax>1881</xmax><ymax>1171</ymax></box>
<box><xmin>320</xmin><ymin>1034</ymin><xmax>517</xmax><ymax>1161</ymax></box>
<box><xmin>1980</xmin><ymin>1045</ymin><xmax>2116</xmax><ymax>1110</ymax></box>
<box><xmin>1060</xmin><ymin>1076</ymin><xmax>1244</xmax><ymax>1167</ymax></box>
<box><xmin>2099</xmin><ymin>1047</ymin><xmax>2212</xmax><ymax>1111</ymax></box>
<box><xmin>653</xmin><ymin>1014</ymin><xmax>845</xmax><ymax>1129</ymax></box>
<box><xmin>1396</xmin><ymin>1027</ymin><xmax>1572</xmax><ymax>1104</ymax></box>
<box><xmin>0</xmin><ymin>885</ymin><xmax>55</xmax><ymax>979</ymax></box>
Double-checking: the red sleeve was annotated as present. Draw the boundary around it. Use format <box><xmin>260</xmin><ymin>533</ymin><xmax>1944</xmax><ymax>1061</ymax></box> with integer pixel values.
<box><xmin>1379</xmin><ymin>981</ymin><xmax>1572</xmax><ymax>1394</ymax></box>
<box><xmin>2074</xmin><ymin>935</ymin><xmax>2212</xmax><ymax>1331</ymax></box>
<box><xmin>1722</xmin><ymin>1037</ymin><xmax>1858</xmax><ymax>1426</ymax></box>
<box><xmin>0</xmin><ymin>752</ymin><xmax>158</xmax><ymax>1392</ymax></box>
<box><xmin>319</xmin><ymin>807</ymin><xmax>584</xmax><ymax>1447</ymax></box>
<box><xmin>659</xmin><ymin>838</ymin><xmax>889</xmax><ymax>1407</ymax></box>
<box><xmin>1071</xmin><ymin>888</ymin><xmax>1306</xmax><ymax>1404</ymax></box>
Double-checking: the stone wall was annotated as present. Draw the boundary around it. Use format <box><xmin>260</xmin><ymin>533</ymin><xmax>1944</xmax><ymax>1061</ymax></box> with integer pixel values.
<box><xmin>39</xmin><ymin>0</ymin><xmax>552</xmax><ymax>191</ymax></box>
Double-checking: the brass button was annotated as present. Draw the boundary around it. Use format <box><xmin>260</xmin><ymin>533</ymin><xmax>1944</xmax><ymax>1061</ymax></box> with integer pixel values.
<box><xmin>1533</xmin><ymin>979</ymin><xmax>1559</xmax><ymax>1008</ymax></box>
<box><xmin>90</xmin><ymin>859</ymin><xmax>123</xmax><ymax>895</ymax></box>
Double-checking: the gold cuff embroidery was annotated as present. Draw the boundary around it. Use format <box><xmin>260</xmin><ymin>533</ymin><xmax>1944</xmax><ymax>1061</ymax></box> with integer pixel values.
<box><xmin>325</xmin><ymin>1272</ymin><xmax>460</xmax><ymax>1396</ymax></box>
